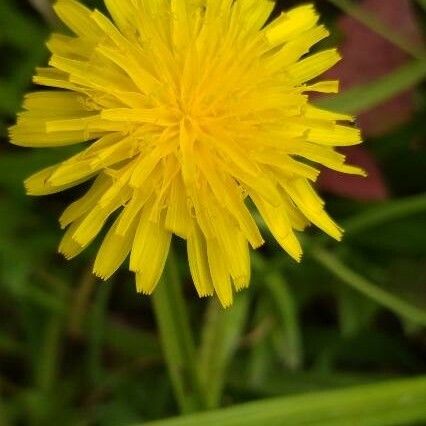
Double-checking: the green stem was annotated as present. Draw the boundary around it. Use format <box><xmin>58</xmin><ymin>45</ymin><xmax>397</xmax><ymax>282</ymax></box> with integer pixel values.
<box><xmin>265</xmin><ymin>274</ymin><xmax>303</xmax><ymax>371</ymax></box>
<box><xmin>152</xmin><ymin>252</ymin><xmax>205</xmax><ymax>413</ymax></box>
<box><xmin>198</xmin><ymin>293</ymin><xmax>250</xmax><ymax>409</ymax></box>
<box><xmin>310</xmin><ymin>247</ymin><xmax>426</xmax><ymax>327</ymax></box>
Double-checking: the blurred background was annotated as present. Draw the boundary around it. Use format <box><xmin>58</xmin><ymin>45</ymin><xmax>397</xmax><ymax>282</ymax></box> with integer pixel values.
<box><xmin>0</xmin><ymin>0</ymin><xmax>425</xmax><ymax>425</ymax></box>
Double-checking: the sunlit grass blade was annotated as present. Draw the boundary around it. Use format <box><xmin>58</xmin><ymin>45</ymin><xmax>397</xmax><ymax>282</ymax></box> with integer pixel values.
<box><xmin>198</xmin><ymin>293</ymin><xmax>250</xmax><ymax>409</ymax></box>
<box><xmin>310</xmin><ymin>247</ymin><xmax>426</xmax><ymax>327</ymax></box>
<box><xmin>139</xmin><ymin>376</ymin><xmax>426</xmax><ymax>426</ymax></box>
<box><xmin>317</xmin><ymin>57</ymin><xmax>426</xmax><ymax>114</ymax></box>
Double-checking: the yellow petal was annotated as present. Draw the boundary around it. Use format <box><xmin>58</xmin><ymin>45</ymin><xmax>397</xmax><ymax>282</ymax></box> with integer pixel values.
<box><xmin>104</xmin><ymin>0</ymin><xmax>137</xmax><ymax>34</ymax></box>
<box><xmin>59</xmin><ymin>174</ymin><xmax>111</xmax><ymax>228</ymax></box>
<box><xmin>72</xmin><ymin>187</ymin><xmax>130</xmax><ymax>247</ymax></box>
<box><xmin>265</xmin><ymin>4</ymin><xmax>319</xmax><ymax>48</ymax></box>
<box><xmin>207</xmin><ymin>239</ymin><xmax>233</xmax><ymax>308</ymax></box>
<box><xmin>165</xmin><ymin>174</ymin><xmax>192</xmax><ymax>239</ymax></box>
<box><xmin>58</xmin><ymin>219</ymin><xmax>86</xmax><ymax>259</ymax></box>
<box><xmin>187</xmin><ymin>224</ymin><xmax>214</xmax><ymax>297</ymax></box>
<box><xmin>288</xmin><ymin>49</ymin><xmax>341</xmax><ymax>85</ymax></box>
<box><xmin>54</xmin><ymin>0</ymin><xmax>102</xmax><ymax>40</ymax></box>
<box><xmin>284</xmin><ymin>178</ymin><xmax>343</xmax><ymax>240</ymax></box>
<box><xmin>251</xmin><ymin>193</ymin><xmax>302</xmax><ymax>262</ymax></box>
<box><xmin>93</xmin><ymin>211</ymin><xmax>138</xmax><ymax>280</ymax></box>
<box><xmin>130</xmin><ymin>207</ymin><xmax>172</xmax><ymax>294</ymax></box>
<box><xmin>24</xmin><ymin>165</ymin><xmax>87</xmax><ymax>196</ymax></box>
<box><xmin>307</xmin><ymin>125</ymin><xmax>362</xmax><ymax>146</ymax></box>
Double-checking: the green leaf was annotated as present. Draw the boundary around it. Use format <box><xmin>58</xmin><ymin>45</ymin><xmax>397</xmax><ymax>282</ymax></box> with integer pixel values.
<box><xmin>139</xmin><ymin>376</ymin><xmax>426</xmax><ymax>426</ymax></box>
<box><xmin>317</xmin><ymin>57</ymin><xmax>426</xmax><ymax>114</ymax></box>
<box><xmin>417</xmin><ymin>0</ymin><xmax>426</xmax><ymax>11</ymax></box>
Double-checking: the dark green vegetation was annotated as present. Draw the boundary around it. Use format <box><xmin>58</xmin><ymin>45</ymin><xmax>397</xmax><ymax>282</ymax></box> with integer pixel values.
<box><xmin>0</xmin><ymin>1</ymin><xmax>425</xmax><ymax>425</ymax></box>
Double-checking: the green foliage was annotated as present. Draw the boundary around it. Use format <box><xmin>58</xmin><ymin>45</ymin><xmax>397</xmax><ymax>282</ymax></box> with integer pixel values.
<box><xmin>0</xmin><ymin>1</ymin><xmax>425</xmax><ymax>425</ymax></box>
<box><xmin>0</xmin><ymin>0</ymin><xmax>47</xmax><ymax>122</ymax></box>
<box><xmin>140</xmin><ymin>376</ymin><xmax>426</xmax><ymax>426</ymax></box>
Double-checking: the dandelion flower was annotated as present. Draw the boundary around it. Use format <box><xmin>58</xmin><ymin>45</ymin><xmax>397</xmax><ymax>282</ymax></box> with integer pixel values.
<box><xmin>10</xmin><ymin>0</ymin><xmax>364</xmax><ymax>307</ymax></box>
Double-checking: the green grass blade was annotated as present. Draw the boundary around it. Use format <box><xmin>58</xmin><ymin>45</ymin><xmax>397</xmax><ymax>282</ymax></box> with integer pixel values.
<box><xmin>310</xmin><ymin>247</ymin><xmax>426</xmax><ymax>327</ymax></box>
<box><xmin>317</xmin><ymin>57</ymin><xmax>426</xmax><ymax>114</ymax></box>
<box><xmin>139</xmin><ymin>376</ymin><xmax>426</xmax><ymax>426</ymax></box>
<box><xmin>198</xmin><ymin>293</ymin><xmax>250</xmax><ymax>409</ymax></box>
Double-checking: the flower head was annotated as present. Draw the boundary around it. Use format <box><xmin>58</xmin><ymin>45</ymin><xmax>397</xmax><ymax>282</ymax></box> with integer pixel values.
<box><xmin>10</xmin><ymin>0</ymin><xmax>364</xmax><ymax>307</ymax></box>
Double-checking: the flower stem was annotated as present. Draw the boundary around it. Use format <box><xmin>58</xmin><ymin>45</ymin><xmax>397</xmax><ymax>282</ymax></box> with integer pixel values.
<box><xmin>264</xmin><ymin>273</ymin><xmax>303</xmax><ymax>371</ymax></box>
<box><xmin>152</xmin><ymin>251</ymin><xmax>206</xmax><ymax>414</ymax></box>
<box><xmin>198</xmin><ymin>293</ymin><xmax>250</xmax><ymax>409</ymax></box>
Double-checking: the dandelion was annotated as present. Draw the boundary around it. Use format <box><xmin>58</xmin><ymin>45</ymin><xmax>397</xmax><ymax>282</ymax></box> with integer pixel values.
<box><xmin>10</xmin><ymin>0</ymin><xmax>364</xmax><ymax>307</ymax></box>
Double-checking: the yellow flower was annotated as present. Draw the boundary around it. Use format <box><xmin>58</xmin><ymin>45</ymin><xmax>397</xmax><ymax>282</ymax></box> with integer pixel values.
<box><xmin>10</xmin><ymin>0</ymin><xmax>364</xmax><ymax>307</ymax></box>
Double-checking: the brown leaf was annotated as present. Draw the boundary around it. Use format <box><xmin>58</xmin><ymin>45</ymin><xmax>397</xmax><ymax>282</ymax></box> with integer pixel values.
<box><xmin>325</xmin><ymin>0</ymin><xmax>423</xmax><ymax>136</ymax></box>
<box><xmin>318</xmin><ymin>146</ymin><xmax>389</xmax><ymax>201</ymax></box>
